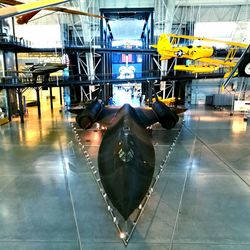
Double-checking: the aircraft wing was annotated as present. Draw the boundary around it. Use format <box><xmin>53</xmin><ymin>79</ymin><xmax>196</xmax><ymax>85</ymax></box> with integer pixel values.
<box><xmin>197</xmin><ymin>57</ymin><xmax>236</xmax><ymax>67</ymax></box>
<box><xmin>166</xmin><ymin>33</ymin><xmax>248</xmax><ymax>48</ymax></box>
<box><xmin>99</xmin><ymin>106</ymin><xmax>160</xmax><ymax>127</ymax></box>
<box><xmin>94</xmin><ymin>106</ymin><xmax>122</xmax><ymax>125</ymax></box>
<box><xmin>0</xmin><ymin>0</ymin><xmax>68</xmax><ymax>19</ymax></box>
<box><xmin>69</xmin><ymin>104</ymin><xmax>186</xmax><ymax>129</ymax></box>
<box><xmin>134</xmin><ymin>107</ymin><xmax>159</xmax><ymax>127</ymax></box>
<box><xmin>0</xmin><ymin>0</ymin><xmax>23</xmax><ymax>5</ymax></box>
<box><xmin>45</xmin><ymin>6</ymin><xmax>104</xmax><ymax>19</ymax></box>
<box><xmin>68</xmin><ymin>105</ymin><xmax>158</xmax><ymax>127</ymax></box>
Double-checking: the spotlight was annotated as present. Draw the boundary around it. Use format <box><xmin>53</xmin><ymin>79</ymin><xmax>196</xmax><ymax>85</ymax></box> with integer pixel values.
<box><xmin>119</xmin><ymin>232</ymin><xmax>126</xmax><ymax>239</ymax></box>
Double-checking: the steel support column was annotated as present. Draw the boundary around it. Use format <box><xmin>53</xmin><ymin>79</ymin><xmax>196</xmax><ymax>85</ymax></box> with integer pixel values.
<box><xmin>36</xmin><ymin>87</ymin><xmax>41</xmax><ymax>119</ymax></box>
<box><xmin>6</xmin><ymin>89</ymin><xmax>12</xmax><ymax>121</ymax></box>
<box><xmin>148</xmin><ymin>81</ymin><xmax>153</xmax><ymax>107</ymax></box>
<box><xmin>59</xmin><ymin>86</ymin><xmax>63</xmax><ymax>105</ymax></box>
<box><xmin>17</xmin><ymin>88</ymin><xmax>24</xmax><ymax>123</ymax></box>
<box><xmin>49</xmin><ymin>87</ymin><xmax>53</xmax><ymax>112</ymax></box>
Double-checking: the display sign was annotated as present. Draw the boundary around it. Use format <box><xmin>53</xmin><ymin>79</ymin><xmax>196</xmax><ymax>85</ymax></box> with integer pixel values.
<box><xmin>234</xmin><ymin>100</ymin><xmax>250</xmax><ymax>111</ymax></box>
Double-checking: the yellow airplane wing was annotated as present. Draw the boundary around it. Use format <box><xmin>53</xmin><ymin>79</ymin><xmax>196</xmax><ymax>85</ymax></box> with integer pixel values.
<box><xmin>0</xmin><ymin>0</ymin><xmax>68</xmax><ymax>19</ymax></box>
<box><xmin>174</xmin><ymin>65</ymin><xmax>219</xmax><ymax>73</ymax></box>
<box><xmin>197</xmin><ymin>57</ymin><xmax>236</xmax><ymax>67</ymax></box>
<box><xmin>166</xmin><ymin>34</ymin><xmax>248</xmax><ymax>48</ymax></box>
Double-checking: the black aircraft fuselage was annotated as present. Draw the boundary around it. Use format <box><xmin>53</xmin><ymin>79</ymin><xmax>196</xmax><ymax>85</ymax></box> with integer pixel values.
<box><xmin>71</xmin><ymin>99</ymin><xmax>181</xmax><ymax>220</ymax></box>
<box><xmin>98</xmin><ymin>104</ymin><xmax>155</xmax><ymax>220</ymax></box>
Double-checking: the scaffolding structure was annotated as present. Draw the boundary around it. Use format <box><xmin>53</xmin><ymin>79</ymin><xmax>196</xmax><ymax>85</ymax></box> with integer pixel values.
<box><xmin>60</xmin><ymin>0</ymin><xmax>102</xmax><ymax>101</ymax></box>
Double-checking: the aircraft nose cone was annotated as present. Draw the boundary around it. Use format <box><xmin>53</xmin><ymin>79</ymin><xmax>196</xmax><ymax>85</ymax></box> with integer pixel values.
<box><xmin>99</xmin><ymin>154</ymin><xmax>155</xmax><ymax>220</ymax></box>
<box><xmin>98</xmin><ymin>125</ymin><xmax>155</xmax><ymax>220</ymax></box>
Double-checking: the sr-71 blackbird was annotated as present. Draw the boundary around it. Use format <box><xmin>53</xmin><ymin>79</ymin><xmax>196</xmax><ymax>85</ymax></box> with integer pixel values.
<box><xmin>69</xmin><ymin>98</ymin><xmax>185</xmax><ymax>220</ymax></box>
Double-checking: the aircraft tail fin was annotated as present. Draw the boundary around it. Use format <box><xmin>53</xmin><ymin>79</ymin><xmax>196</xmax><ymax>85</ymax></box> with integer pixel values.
<box><xmin>157</xmin><ymin>34</ymin><xmax>172</xmax><ymax>50</ymax></box>
<box><xmin>151</xmin><ymin>34</ymin><xmax>173</xmax><ymax>60</ymax></box>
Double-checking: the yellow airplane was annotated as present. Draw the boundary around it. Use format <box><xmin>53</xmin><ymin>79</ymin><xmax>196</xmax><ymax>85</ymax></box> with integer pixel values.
<box><xmin>152</xmin><ymin>34</ymin><xmax>248</xmax><ymax>76</ymax></box>
<box><xmin>152</xmin><ymin>34</ymin><xmax>215</xmax><ymax>61</ymax></box>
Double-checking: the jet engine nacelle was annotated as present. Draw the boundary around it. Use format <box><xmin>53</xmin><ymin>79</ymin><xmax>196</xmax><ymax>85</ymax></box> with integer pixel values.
<box><xmin>152</xmin><ymin>101</ymin><xmax>179</xmax><ymax>129</ymax></box>
<box><xmin>76</xmin><ymin>100</ymin><xmax>102</xmax><ymax>129</ymax></box>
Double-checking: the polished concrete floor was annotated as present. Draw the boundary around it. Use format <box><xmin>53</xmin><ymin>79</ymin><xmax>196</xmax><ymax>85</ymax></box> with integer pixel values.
<box><xmin>0</xmin><ymin>103</ymin><xmax>250</xmax><ymax>250</ymax></box>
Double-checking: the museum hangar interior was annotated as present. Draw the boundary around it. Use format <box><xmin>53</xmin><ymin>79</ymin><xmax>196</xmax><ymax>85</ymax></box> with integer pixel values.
<box><xmin>1</xmin><ymin>0</ymin><xmax>250</xmax><ymax>249</ymax></box>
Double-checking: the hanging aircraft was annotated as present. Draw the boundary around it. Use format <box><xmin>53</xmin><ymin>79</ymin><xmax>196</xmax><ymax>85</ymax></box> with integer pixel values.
<box><xmin>12</xmin><ymin>62</ymin><xmax>67</xmax><ymax>84</ymax></box>
<box><xmin>0</xmin><ymin>0</ymin><xmax>104</xmax><ymax>24</ymax></box>
<box><xmin>5</xmin><ymin>62</ymin><xmax>67</xmax><ymax>83</ymax></box>
<box><xmin>152</xmin><ymin>33</ymin><xmax>249</xmax><ymax>77</ymax></box>
<box><xmin>68</xmin><ymin>97</ymin><xmax>185</xmax><ymax>220</ymax></box>
<box><xmin>27</xmin><ymin>62</ymin><xmax>67</xmax><ymax>83</ymax></box>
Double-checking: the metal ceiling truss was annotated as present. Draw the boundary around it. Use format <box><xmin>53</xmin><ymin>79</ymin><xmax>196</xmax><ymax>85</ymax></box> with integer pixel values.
<box><xmin>173</xmin><ymin>4</ymin><xmax>250</xmax><ymax>25</ymax></box>
<box><xmin>62</xmin><ymin>0</ymin><xmax>100</xmax><ymax>47</ymax></box>
<box><xmin>154</xmin><ymin>0</ymin><xmax>176</xmax><ymax>36</ymax></box>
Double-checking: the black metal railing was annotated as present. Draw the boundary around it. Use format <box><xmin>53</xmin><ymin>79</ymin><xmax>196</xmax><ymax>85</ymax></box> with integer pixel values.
<box><xmin>0</xmin><ymin>34</ymin><xmax>31</xmax><ymax>48</ymax></box>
